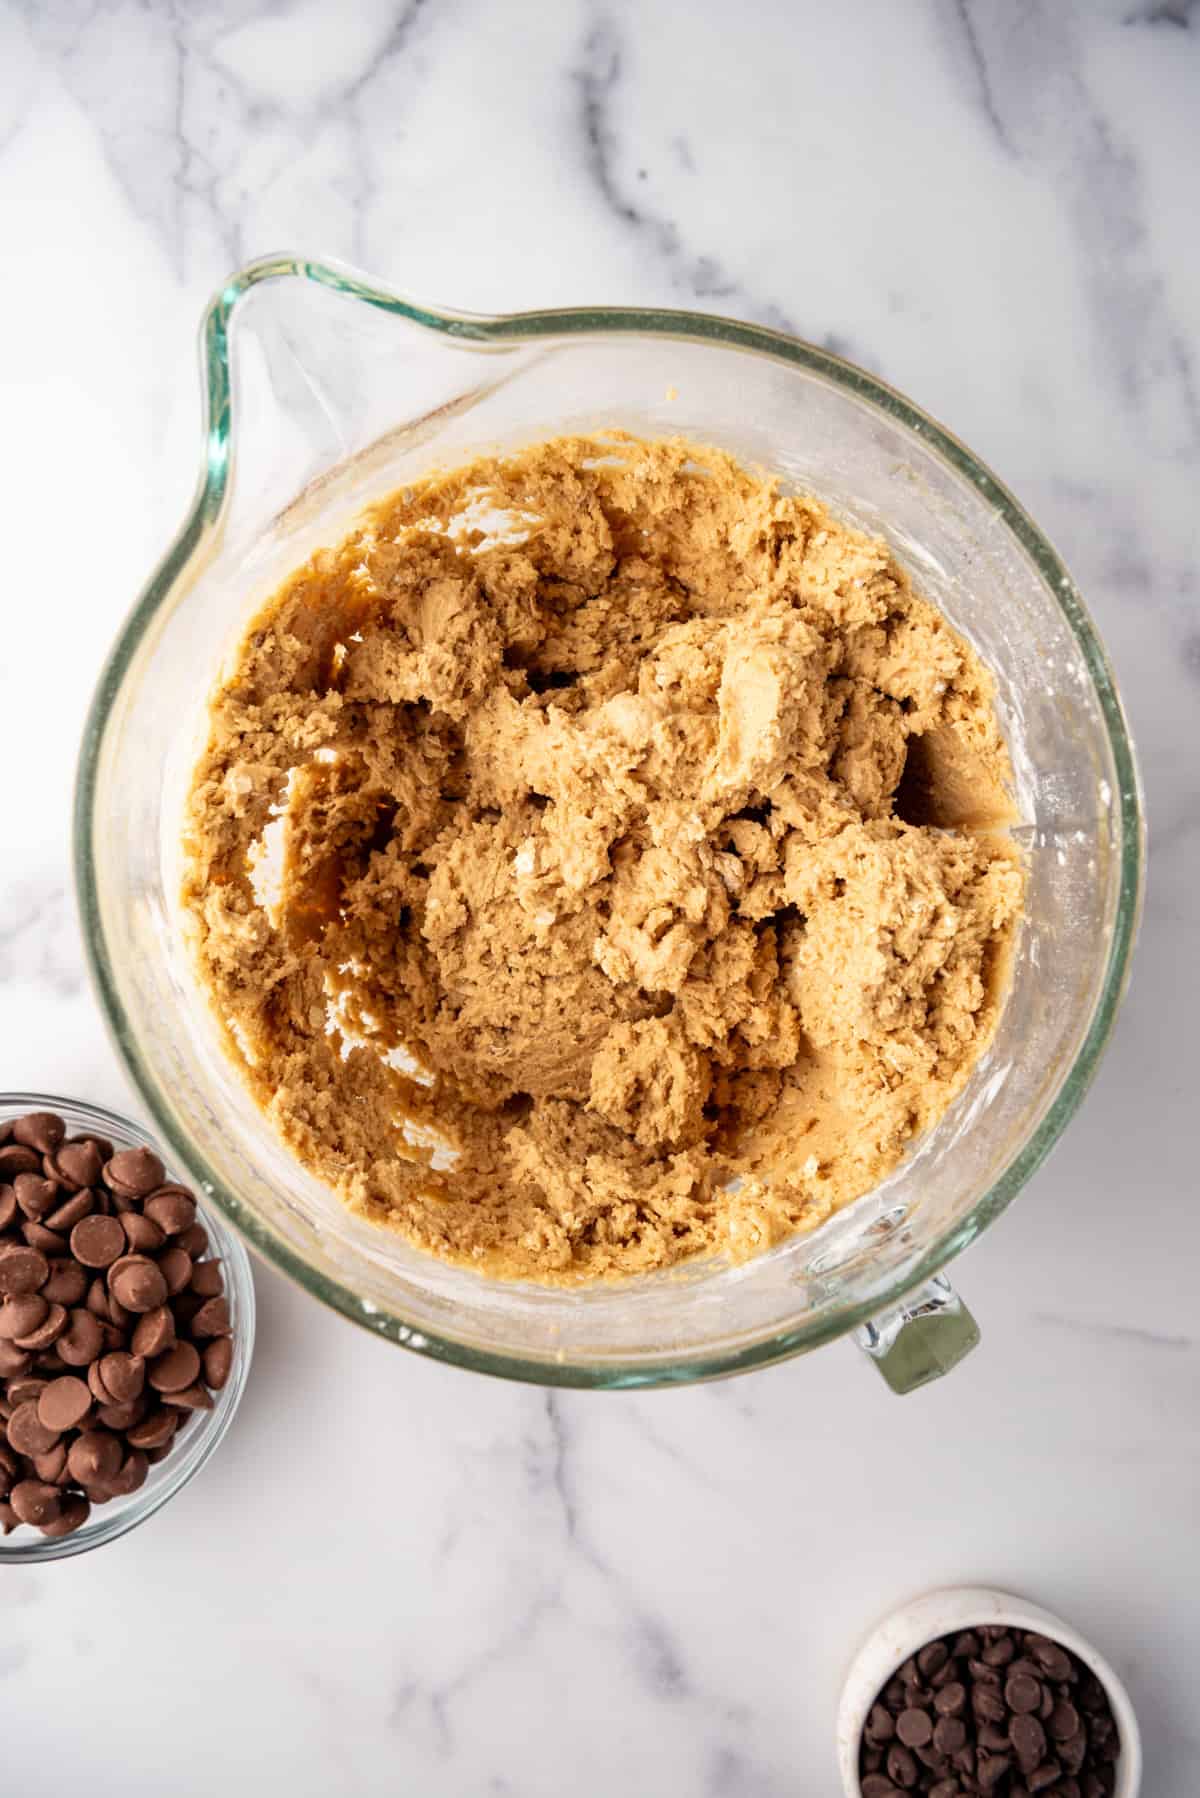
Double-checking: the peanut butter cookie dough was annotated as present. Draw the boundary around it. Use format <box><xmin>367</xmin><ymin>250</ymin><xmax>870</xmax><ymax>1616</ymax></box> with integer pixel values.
<box><xmin>183</xmin><ymin>435</ymin><xmax>1023</xmax><ymax>1282</ymax></box>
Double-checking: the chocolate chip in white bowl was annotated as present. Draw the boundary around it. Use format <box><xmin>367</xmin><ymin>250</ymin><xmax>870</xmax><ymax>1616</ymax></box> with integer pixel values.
<box><xmin>856</xmin><ymin>1619</ymin><xmax>1127</xmax><ymax>1797</ymax></box>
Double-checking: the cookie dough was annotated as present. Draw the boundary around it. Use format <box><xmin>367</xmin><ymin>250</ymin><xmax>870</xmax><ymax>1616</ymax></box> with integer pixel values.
<box><xmin>183</xmin><ymin>435</ymin><xmax>1023</xmax><ymax>1282</ymax></box>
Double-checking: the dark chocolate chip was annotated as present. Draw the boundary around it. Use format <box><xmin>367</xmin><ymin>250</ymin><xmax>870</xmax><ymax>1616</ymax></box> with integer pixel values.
<box><xmin>1007</xmin><ymin>1673</ymin><xmax>1043</xmax><ymax>1715</ymax></box>
<box><xmin>1060</xmin><ymin>1729</ymin><xmax>1088</xmax><ymax>1776</ymax></box>
<box><xmin>886</xmin><ymin>1744</ymin><xmax>919</xmax><ymax>1789</ymax></box>
<box><xmin>896</xmin><ymin>1708</ymin><xmax>933</xmax><ymax>1749</ymax></box>
<box><xmin>917</xmin><ymin>1641</ymin><xmax>950</xmax><ymax>1679</ymax></box>
<box><xmin>866</xmin><ymin>1704</ymin><xmax>896</xmax><ymax>1745</ymax></box>
<box><xmin>933</xmin><ymin>1716</ymin><xmax>967</xmax><ymax>1756</ymax></box>
<box><xmin>968</xmin><ymin>1659</ymin><xmax>1002</xmax><ymax>1687</ymax></box>
<box><xmin>1050</xmin><ymin>1700</ymin><xmax>1082</xmax><ymax>1742</ymax></box>
<box><xmin>1028</xmin><ymin>1636</ymin><xmax>1072</xmax><ymax>1683</ymax></box>
<box><xmin>978</xmin><ymin>1722</ymin><xmax>1012</xmax><ymax>1753</ymax></box>
<box><xmin>1012</xmin><ymin>1712</ymin><xmax>1048</xmax><ymax>1769</ymax></box>
<box><xmin>973</xmin><ymin>1685</ymin><xmax>1007</xmax><ymax>1724</ymax></box>
<box><xmin>934</xmin><ymin>1683</ymin><xmax>966</xmax><ymax>1718</ymax></box>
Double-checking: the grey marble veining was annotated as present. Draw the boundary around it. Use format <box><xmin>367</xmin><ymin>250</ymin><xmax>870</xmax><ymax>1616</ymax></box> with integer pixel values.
<box><xmin>0</xmin><ymin>1</ymin><xmax>1197</xmax><ymax>1792</ymax></box>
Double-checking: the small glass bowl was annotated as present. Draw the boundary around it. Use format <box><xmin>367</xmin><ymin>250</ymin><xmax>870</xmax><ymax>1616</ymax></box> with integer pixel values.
<box><xmin>0</xmin><ymin>1093</ymin><xmax>254</xmax><ymax>1563</ymax></box>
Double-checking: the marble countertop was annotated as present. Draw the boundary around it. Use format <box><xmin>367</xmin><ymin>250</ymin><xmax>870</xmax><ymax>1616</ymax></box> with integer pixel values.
<box><xmin>1</xmin><ymin>0</ymin><xmax>1197</xmax><ymax>1791</ymax></box>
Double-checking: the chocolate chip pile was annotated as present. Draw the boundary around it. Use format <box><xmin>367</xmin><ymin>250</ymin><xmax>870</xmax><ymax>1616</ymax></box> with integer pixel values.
<box><xmin>859</xmin><ymin>1626</ymin><xmax>1121</xmax><ymax>1797</ymax></box>
<box><xmin>0</xmin><ymin>1110</ymin><xmax>234</xmax><ymax>1540</ymax></box>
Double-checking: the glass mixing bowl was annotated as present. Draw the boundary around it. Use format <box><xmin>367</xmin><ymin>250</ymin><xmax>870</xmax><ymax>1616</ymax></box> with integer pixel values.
<box><xmin>75</xmin><ymin>255</ymin><xmax>1143</xmax><ymax>1391</ymax></box>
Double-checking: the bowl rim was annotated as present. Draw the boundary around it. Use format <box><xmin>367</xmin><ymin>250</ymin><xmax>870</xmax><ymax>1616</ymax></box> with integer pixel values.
<box><xmin>73</xmin><ymin>253</ymin><xmax>1145</xmax><ymax>1388</ymax></box>
<box><xmin>0</xmin><ymin>1092</ymin><xmax>255</xmax><ymax>1561</ymax></box>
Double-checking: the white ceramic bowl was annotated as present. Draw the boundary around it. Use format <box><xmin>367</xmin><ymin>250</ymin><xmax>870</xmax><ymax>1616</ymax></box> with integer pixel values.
<box><xmin>837</xmin><ymin>1585</ymin><xmax>1141</xmax><ymax>1796</ymax></box>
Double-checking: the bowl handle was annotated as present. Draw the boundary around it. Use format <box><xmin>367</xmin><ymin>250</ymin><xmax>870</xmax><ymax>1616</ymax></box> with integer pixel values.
<box><xmin>855</xmin><ymin>1274</ymin><xmax>980</xmax><ymax>1394</ymax></box>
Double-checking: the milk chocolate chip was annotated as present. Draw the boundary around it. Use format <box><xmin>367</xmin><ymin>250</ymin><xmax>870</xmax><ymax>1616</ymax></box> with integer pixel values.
<box><xmin>107</xmin><ymin>1255</ymin><xmax>168</xmax><ymax>1313</ymax></box>
<box><xmin>0</xmin><ymin>1109</ymin><xmax>238</xmax><ymax>1538</ymax></box>
<box><xmin>70</xmin><ymin>1214</ymin><xmax>126</xmax><ymax>1269</ymax></box>
<box><xmin>37</xmin><ymin>1376</ymin><xmax>92</xmax><ymax>1433</ymax></box>
<box><xmin>0</xmin><ymin>1245</ymin><xmax>49</xmax><ymax>1296</ymax></box>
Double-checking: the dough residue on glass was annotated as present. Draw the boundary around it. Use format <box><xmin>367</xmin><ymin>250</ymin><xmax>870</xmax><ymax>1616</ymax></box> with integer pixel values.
<box><xmin>183</xmin><ymin>434</ymin><xmax>1024</xmax><ymax>1282</ymax></box>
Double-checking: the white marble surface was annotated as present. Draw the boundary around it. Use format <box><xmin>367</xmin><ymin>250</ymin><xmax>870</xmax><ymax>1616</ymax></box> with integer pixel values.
<box><xmin>1</xmin><ymin>0</ymin><xmax>1198</xmax><ymax>1790</ymax></box>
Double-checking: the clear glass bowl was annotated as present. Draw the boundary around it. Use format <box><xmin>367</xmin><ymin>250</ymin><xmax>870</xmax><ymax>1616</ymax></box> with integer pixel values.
<box><xmin>0</xmin><ymin>1095</ymin><xmax>254</xmax><ymax>1562</ymax></box>
<box><xmin>74</xmin><ymin>255</ymin><xmax>1143</xmax><ymax>1390</ymax></box>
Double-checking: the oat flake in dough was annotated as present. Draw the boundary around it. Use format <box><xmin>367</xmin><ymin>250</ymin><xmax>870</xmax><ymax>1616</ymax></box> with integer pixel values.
<box><xmin>183</xmin><ymin>434</ymin><xmax>1024</xmax><ymax>1283</ymax></box>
